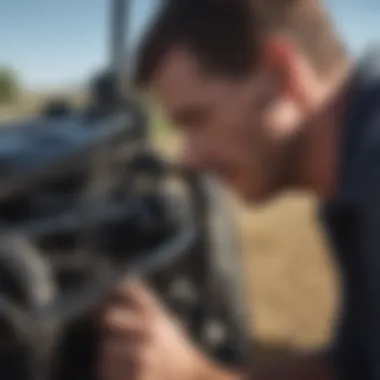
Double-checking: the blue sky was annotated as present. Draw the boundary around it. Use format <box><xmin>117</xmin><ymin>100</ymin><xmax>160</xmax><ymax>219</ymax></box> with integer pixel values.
<box><xmin>1</xmin><ymin>0</ymin><xmax>379</xmax><ymax>90</ymax></box>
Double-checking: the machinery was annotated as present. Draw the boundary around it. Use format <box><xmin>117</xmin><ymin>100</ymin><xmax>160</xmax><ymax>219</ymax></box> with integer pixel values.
<box><xmin>0</xmin><ymin>1</ymin><xmax>251</xmax><ymax>379</ymax></box>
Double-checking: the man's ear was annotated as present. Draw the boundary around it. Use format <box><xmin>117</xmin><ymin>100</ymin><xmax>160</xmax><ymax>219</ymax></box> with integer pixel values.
<box><xmin>261</xmin><ymin>36</ymin><xmax>310</xmax><ymax>111</ymax></box>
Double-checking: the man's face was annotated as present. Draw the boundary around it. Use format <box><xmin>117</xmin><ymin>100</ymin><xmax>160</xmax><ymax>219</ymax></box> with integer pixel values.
<box><xmin>151</xmin><ymin>45</ymin><xmax>310</xmax><ymax>203</ymax></box>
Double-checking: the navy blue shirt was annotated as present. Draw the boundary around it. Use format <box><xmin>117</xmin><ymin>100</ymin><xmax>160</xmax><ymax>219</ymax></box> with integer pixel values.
<box><xmin>321</xmin><ymin>47</ymin><xmax>380</xmax><ymax>380</ymax></box>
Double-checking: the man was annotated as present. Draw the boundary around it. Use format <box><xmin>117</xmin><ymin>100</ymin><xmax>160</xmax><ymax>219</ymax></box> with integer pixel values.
<box><xmin>99</xmin><ymin>0</ymin><xmax>380</xmax><ymax>379</ymax></box>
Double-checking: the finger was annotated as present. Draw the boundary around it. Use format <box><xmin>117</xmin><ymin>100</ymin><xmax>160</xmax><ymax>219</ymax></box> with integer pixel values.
<box><xmin>92</xmin><ymin>290</ymin><xmax>139</xmax><ymax>328</ymax></box>
<box><xmin>101</xmin><ymin>307</ymin><xmax>145</xmax><ymax>334</ymax></box>
<box><xmin>99</xmin><ymin>346</ymin><xmax>137</xmax><ymax>380</ymax></box>
<box><xmin>98</xmin><ymin>337</ymin><xmax>141</xmax><ymax>380</ymax></box>
<box><xmin>116</xmin><ymin>279</ymin><xmax>162</xmax><ymax>313</ymax></box>
<box><xmin>100</xmin><ymin>335</ymin><xmax>141</xmax><ymax>360</ymax></box>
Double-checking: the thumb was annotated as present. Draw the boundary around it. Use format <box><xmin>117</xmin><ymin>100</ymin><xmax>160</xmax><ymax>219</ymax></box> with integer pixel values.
<box><xmin>117</xmin><ymin>278</ymin><xmax>162</xmax><ymax>313</ymax></box>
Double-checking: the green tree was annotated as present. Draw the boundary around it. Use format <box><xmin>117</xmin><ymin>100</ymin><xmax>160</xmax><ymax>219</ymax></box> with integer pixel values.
<box><xmin>0</xmin><ymin>67</ymin><xmax>20</xmax><ymax>104</ymax></box>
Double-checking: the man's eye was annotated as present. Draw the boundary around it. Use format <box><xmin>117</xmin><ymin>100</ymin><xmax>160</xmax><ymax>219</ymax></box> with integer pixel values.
<box><xmin>175</xmin><ymin>109</ymin><xmax>208</xmax><ymax>128</ymax></box>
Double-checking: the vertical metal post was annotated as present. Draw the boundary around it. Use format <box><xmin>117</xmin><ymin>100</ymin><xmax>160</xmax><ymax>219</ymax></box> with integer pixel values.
<box><xmin>110</xmin><ymin>0</ymin><xmax>131</xmax><ymax>95</ymax></box>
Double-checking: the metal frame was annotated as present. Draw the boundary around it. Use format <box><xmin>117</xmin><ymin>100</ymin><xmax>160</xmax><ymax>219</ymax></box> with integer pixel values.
<box><xmin>109</xmin><ymin>0</ymin><xmax>132</xmax><ymax>99</ymax></box>
<box><xmin>0</xmin><ymin>2</ymin><xmax>252</xmax><ymax>379</ymax></box>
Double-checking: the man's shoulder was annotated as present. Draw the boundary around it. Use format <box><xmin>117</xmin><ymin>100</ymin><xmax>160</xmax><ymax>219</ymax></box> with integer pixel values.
<box><xmin>354</xmin><ymin>46</ymin><xmax>380</xmax><ymax>156</ymax></box>
<box><xmin>339</xmin><ymin>46</ymin><xmax>380</xmax><ymax>200</ymax></box>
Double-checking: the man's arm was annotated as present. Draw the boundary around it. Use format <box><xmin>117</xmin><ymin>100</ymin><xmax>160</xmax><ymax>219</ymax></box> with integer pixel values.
<box><xmin>200</xmin><ymin>350</ymin><xmax>335</xmax><ymax>380</ymax></box>
<box><xmin>99</xmin><ymin>280</ymin><xmax>338</xmax><ymax>380</ymax></box>
<box><xmin>250</xmin><ymin>351</ymin><xmax>335</xmax><ymax>380</ymax></box>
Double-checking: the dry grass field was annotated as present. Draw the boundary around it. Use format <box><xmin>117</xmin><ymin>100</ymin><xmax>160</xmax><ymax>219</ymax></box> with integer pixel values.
<box><xmin>238</xmin><ymin>195</ymin><xmax>338</xmax><ymax>350</ymax></box>
<box><xmin>1</xmin><ymin>100</ymin><xmax>340</xmax><ymax>357</ymax></box>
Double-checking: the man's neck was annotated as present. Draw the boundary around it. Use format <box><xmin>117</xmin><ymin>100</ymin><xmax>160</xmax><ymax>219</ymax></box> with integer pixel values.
<box><xmin>292</xmin><ymin>62</ymin><xmax>353</xmax><ymax>201</ymax></box>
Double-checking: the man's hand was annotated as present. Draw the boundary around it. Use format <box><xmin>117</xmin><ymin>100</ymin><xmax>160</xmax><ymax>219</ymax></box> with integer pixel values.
<box><xmin>98</xmin><ymin>280</ymin><xmax>239</xmax><ymax>380</ymax></box>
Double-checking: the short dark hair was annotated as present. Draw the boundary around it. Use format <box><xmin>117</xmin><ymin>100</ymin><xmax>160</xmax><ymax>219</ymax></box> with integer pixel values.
<box><xmin>134</xmin><ymin>0</ymin><xmax>346</xmax><ymax>88</ymax></box>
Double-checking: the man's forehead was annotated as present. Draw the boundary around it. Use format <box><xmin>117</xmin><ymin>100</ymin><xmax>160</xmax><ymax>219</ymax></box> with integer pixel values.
<box><xmin>152</xmin><ymin>48</ymin><xmax>212</xmax><ymax>102</ymax></box>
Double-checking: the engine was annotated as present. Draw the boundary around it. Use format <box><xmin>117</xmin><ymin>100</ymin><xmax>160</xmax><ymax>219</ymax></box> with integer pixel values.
<box><xmin>0</xmin><ymin>108</ymin><xmax>197</xmax><ymax>380</ymax></box>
